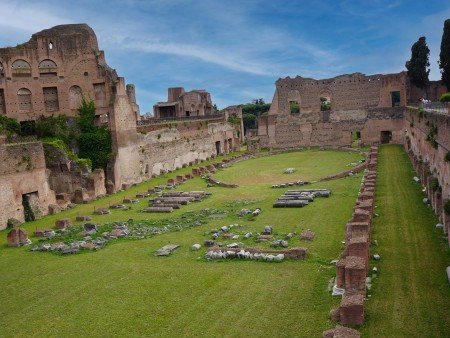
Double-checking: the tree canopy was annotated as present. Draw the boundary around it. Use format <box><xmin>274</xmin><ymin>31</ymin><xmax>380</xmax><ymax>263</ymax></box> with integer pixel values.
<box><xmin>439</xmin><ymin>19</ymin><xmax>450</xmax><ymax>91</ymax></box>
<box><xmin>406</xmin><ymin>36</ymin><xmax>430</xmax><ymax>91</ymax></box>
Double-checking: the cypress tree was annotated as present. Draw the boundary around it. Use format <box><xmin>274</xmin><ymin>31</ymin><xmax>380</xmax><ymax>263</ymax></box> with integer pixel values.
<box><xmin>438</xmin><ymin>19</ymin><xmax>450</xmax><ymax>91</ymax></box>
<box><xmin>406</xmin><ymin>36</ymin><xmax>430</xmax><ymax>94</ymax></box>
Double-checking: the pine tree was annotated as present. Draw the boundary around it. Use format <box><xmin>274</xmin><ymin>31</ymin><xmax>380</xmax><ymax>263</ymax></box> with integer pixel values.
<box><xmin>438</xmin><ymin>19</ymin><xmax>450</xmax><ymax>91</ymax></box>
<box><xmin>406</xmin><ymin>36</ymin><xmax>430</xmax><ymax>94</ymax></box>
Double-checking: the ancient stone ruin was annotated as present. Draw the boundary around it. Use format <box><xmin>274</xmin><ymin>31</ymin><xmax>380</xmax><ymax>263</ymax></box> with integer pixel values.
<box><xmin>323</xmin><ymin>146</ymin><xmax>379</xmax><ymax>335</ymax></box>
<box><xmin>0</xmin><ymin>24</ymin><xmax>243</xmax><ymax>229</ymax></box>
<box><xmin>273</xmin><ymin>189</ymin><xmax>331</xmax><ymax>208</ymax></box>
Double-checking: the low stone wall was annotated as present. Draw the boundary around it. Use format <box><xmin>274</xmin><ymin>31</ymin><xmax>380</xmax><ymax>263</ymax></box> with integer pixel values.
<box><xmin>44</xmin><ymin>143</ymin><xmax>106</xmax><ymax>204</ymax></box>
<box><xmin>405</xmin><ymin>107</ymin><xmax>450</xmax><ymax>244</ymax></box>
<box><xmin>137</xmin><ymin>121</ymin><xmax>239</xmax><ymax>180</ymax></box>
<box><xmin>0</xmin><ymin>142</ymin><xmax>56</xmax><ymax>229</ymax></box>
<box><xmin>323</xmin><ymin>146</ymin><xmax>379</xmax><ymax>335</ymax></box>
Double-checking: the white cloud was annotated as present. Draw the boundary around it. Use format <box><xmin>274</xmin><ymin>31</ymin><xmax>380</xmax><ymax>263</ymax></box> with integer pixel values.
<box><xmin>0</xmin><ymin>2</ymin><xmax>71</xmax><ymax>33</ymax></box>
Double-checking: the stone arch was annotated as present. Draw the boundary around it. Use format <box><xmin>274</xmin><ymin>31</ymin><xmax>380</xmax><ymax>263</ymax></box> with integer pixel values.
<box><xmin>17</xmin><ymin>88</ymin><xmax>32</xmax><ymax>111</ymax></box>
<box><xmin>12</xmin><ymin>59</ymin><xmax>31</xmax><ymax>77</ymax></box>
<box><xmin>69</xmin><ymin>85</ymin><xmax>83</xmax><ymax>110</ymax></box>
<box><xmin>38</xmin><ymin>59</ymin><xmax>57</xmax><ymax>77</ymax></box>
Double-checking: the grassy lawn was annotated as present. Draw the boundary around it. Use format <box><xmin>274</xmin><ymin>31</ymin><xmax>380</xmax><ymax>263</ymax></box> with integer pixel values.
<box><xmin>360</xmin><ymin>145</ymin><xmax>450</xmax><ymax>337</ymax></box>
<box><xmin>0</xmin><ymin>149</ymin><xmax>364</xmax><ymax>337</ymax></box>
<box><xmin>3</xmin><ymin>147</ymin><xmax>448</xmax><ymax>337</ymax></box>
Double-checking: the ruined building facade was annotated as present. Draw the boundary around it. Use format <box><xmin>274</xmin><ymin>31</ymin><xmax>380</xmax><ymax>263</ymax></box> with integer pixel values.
<box><xmin>258</xmin><ymin>72</ymin><xmax>408</xmax><ymax>147</ymax></box>
<box><xmin>0</xmin><ymin>24</ymin><xmax>140</xmax><ymax>124</ymax></box>
<box><xmin>0</xmin><ymin>24</ymin><xmax>241</xmax><ymax>229</ymax></box>
<box><xmin>153</xmin><ymin>87</ymin><xmax>214</xmax><ymax>118</ymax></box>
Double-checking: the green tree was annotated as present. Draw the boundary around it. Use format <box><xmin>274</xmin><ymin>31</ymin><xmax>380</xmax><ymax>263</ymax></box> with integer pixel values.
<box><xmin>242</xmin><ymin>113</ymin><xmax>256</xmax><ymax>131</ymax></box>
<box><xmin>76</xmin><ymin>98</ymin><xmax>112</xmax><ymax>170</ymax></box>
<box><xmin>439</xmin><ymin>19</ymin><xmax>450</xmax><ymax>91</ymax></box>
<box><xmin>35</xmin><ymin>114</ymin><xmax>70</xmax><ymax>144</ymax></box>
<box><xmin>406</xmin><ymin>36</ymin><xmax>430</xmax><ymax>94</ymax></box>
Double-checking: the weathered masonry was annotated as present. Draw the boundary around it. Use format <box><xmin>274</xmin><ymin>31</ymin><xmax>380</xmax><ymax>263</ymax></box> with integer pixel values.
<box><xmin>0</xmin><ymin>24</ymin><xmax>242</xmax><ymax>229</ymax></box>
<box><xmin>257</xmin><ymin>72</ymin><xmax>408</xmax><ymax>147</ymax></box>
<box><xmin>0</xmin><ymin>24</ymin><xmax>140</xmax><ymax>124</ymax></box>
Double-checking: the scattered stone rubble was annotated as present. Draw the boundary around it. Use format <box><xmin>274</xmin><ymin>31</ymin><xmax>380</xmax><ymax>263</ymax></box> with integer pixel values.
<box><xmin>155</xmin><ymin>244</ymin><xmax>180</xmax><ymax>256</ymax></box>
<box><xmin>144</xmin><ymin>191</ymin><xmax>211</xmax><ymax>213</ymax></box>
<box><xmin>271</xmin><ymin>180</ymin><xmax>309</xmax><ymax>189</ymax></box>
<box><xmin>30</xmin><ymin>208</ymin><xmax>221</xmax><ymax>255</ymax></box>
<box><xmin>273</xmin><ymin>189</ymin><xmax>331</xmax><ymax>208</ymax></box>
<box><xmin>284</xmin><ymin>168</ymin><xmax>296</xmax><ymax>174</ymax></box>
<box><xmin>323</xmin><ymin>146</ymin><xmax>379</xmax><ymax>336</ymax></box>
<box><xmin>205</xmin><ymin>247</ymin><xmax>307</xmax><ymax>261</ymax></box>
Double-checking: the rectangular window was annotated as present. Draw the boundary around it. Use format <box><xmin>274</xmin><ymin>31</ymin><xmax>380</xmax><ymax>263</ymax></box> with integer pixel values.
<box><xmin>289</xmin><ymin>101</ymin><xmax>300</xmax><ymax>114</ymax></box>
<box><xmin>391</xmin><ymin>91</ymin><xmax>401</xmax><ymax>107</ymax></box>
<box><xmin>43</xmin><ymin>87</ymin><xmax>59</xmax><ymax>112</ymax></box>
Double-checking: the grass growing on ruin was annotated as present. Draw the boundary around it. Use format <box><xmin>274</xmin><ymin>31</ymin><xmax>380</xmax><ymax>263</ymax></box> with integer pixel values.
<box><xmin>1</xmin><ymin>149</ymin><xmax>366</xmax><ymax>337</ymax></box>
<box><xmin>360</xmin><ymin>145</ymin><xmax>450</xmax><ymax>337</ymax></box>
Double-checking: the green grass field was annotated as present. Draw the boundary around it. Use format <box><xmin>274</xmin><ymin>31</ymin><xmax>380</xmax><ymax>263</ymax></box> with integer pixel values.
<box><xmin>0</xmin><ymin>146</ymin><xmax>448</xmax><ymax>337</ymax></box>
<box><xmin>361</xmin><ymin>145</ymin><xmax>450</xmax><ymax>337</ymax></box>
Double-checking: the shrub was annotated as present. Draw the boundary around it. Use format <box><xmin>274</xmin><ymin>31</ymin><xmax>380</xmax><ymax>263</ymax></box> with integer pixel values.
<box><xmin>439</xmin><ymin>92</ymin><xmax>450</xmax><ymax>102</ymax></box>
<box><xmin>444</xmin><ymin>200</ymin><xmax>450</xmax><ymax>214</ymax></box>
<box><xmin>445</xmin><ymin>151</ymin><xmax>450</xmax><ymax>162</ymax></box>
<box><xmin>0</xmin><ymin>115</ymin><xmax>21</xmax><ymax>136</ymax></box>
<box><xmin>35</xmin><ymin>114</ymin><xmax>71</xmax><ymax>144</ymax></box>
<box><xmin>430</xmin><ymin>177</ymin><xmax>440</xmax><ymax>191</ymax></box>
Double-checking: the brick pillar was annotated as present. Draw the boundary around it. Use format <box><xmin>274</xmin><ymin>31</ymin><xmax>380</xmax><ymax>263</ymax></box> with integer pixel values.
<box><xmin>339</xmin><ymin>293</ymin><xmax>365</xmax><ymax>325</ymax></box>
<box><xmin>347</xmin><ymin>236</ymin><xmax>369</xmax><ymax>265</ymax></box>
<box><xmin>336</xmin><ymin>259</ymin><xmax>346</xmax><ymax>288</ymax></box>
<box><xmin>344</xmin><ymin>256</ymin><xmax>366</xmax><ymax>292</ymax></box>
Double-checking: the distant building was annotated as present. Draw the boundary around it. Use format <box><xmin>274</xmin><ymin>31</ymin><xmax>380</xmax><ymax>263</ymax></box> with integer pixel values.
<box><xmin>153</xmin><ymin>87</ymin><xmax>214</xmax><ymax>118</ymax></box>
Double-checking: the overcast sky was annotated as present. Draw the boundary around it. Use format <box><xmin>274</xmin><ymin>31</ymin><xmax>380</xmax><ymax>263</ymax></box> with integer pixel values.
<box><xmin>0</xmin><ymin>0</ymin><xmax>449</xmax><ymax>113</ymax></box>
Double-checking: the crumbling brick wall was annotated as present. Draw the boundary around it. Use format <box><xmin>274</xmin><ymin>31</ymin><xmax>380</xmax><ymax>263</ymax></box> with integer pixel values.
<box><xmin>0</xmin><ymin>141</ymin><xmax>56</xmax><ymax>229</ymax></box>
<box><xmin>258</xmin><ymin>72</ymin><xmax>407</xmax><ymax>147</ymax></box>
<box><xmin>405</xmin><ymin>107</ymin><xmax>450</xmax><ymax>243</ymax></box>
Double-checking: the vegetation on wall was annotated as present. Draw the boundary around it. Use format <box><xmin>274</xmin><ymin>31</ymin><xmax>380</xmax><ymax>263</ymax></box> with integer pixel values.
<box><xmin>445</xmin><ymin>199</ymin><xmax>450</xmax><ymax>214</ymax></box>
<box><xmin>406</xmin><ymin>36</ymin><xmax>430</xmax><ymax>92</ymax></box>
<box><xmin>445</xmin><ymin>151</ymin><xmax>450</xmax><ymax>162</ymax></box>
<box><xmin>438</xmin><ymin>19</ymin><xmax>450</xmax><ymax>91</ymax></box>
<box><xmin>439</xmin><ymin>92</ymin><xmax>450</xmax><ymax>102</ymax></box>
<box><xmin>76</xmin><ymin>98</ymin><xmax>112</xmax><ymax>170</ymax></box>
<box><xmin>0</xmin><ymin>115</ymin><xmax>21</xmax><ymax>137</ymax></box>
<box><xmin>426</xmin><ymin>122</ymin><xmax>438</xmax><ymax>149</ymax></box>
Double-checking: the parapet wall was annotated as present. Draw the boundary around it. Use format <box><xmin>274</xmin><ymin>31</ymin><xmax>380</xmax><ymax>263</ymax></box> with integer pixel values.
<box><xmin>0</xmin><ymin>141</ymin><xmax>56</xmax><ymax>229</ymax></box>
<box><xmin>405</xmin><ymin>107</ymin><xmax>450</xmax><ymax>242</ymax></box>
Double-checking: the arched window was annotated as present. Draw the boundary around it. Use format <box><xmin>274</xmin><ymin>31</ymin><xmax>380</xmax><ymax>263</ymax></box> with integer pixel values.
<box><xmin>48</xmin><ymin>42</ymin><xmax>53</xmax><ymax>50</ymax></box>
<box><xmin>69</xmin><ymin>85</ymin><xmax>83</xmax><ymax>110</ymax></box>
<box><xmin>0</xmin><ymin>62</ymin><xmax>4</xmax><ymax>78</ymax></box>
<box><xmin>39</xmin><ymin>59</ymin><xmax>57</xmax><ymax>77</ymax></box>
<box><xmin>12</xmin><ymin>59</ymin><xmax>31</xmax><ymax>77</ymax></box>
<box><xmin>17</xmin><ymin>88</ymin><xmax>32</xmax><ymax>111</ymax></box>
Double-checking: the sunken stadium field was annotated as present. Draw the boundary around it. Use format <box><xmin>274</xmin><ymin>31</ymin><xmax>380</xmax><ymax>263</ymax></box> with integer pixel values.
<box><xmin>0</xmin><ymin>145</ymin><xmax>449</xmax><ymax>337</ymax></box>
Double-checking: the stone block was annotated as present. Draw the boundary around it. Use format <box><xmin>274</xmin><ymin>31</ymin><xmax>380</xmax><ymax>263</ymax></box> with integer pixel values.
<box><xmin>7</xmin><ymin>228</ymin><xmax>29</xmax><ymax>247</ymax></box>
<box><xmin>55</xmin><ymin>218</ymin><xmax>72</xmax><ymax>230</ymax></box>
<box><xmin>339</xmin><ymin>293</ymin><xmax>364</xmax><ymax>325</ymax></box>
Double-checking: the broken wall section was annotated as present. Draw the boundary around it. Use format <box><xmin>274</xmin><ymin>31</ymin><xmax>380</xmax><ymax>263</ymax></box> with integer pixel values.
<box><xmin>405</xmin><ymin>107</ymin><xmax>450</xmax><ymax>243</ymax></box>
<box><xmin>0</xmin><ymin>137</ymin><xmax>56</xmax><ymax>229</ymax></box>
